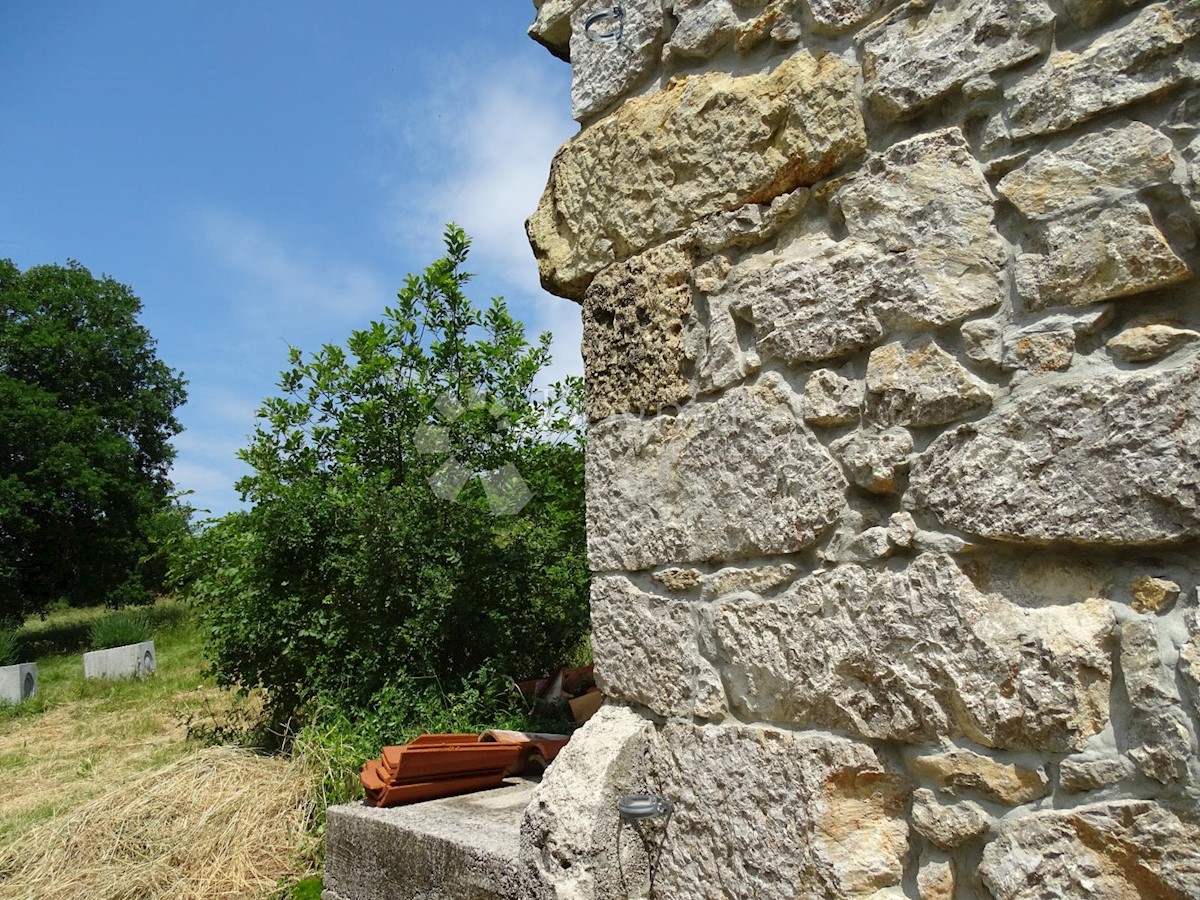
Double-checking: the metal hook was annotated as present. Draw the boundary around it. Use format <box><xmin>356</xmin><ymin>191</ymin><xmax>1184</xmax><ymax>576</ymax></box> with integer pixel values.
<box><xmin>584</xmin><ymin>5</ymin><xmax>625</xmax><ymax>44</ymax></box>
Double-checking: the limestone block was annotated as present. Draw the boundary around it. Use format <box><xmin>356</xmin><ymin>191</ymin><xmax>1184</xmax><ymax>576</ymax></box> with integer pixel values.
<box><xmin>1064</xmin><ymin>0</ymin><xmax>1149</xmax><ymax>28</ymax></box>
<box><xmin>834</xmin><ymin>129</ymin><xmax>1008</xmax><ymax>323</ymax></box>
<box><xmin>586</xmin><ymin>374</ymin><xmax>847</xmax><ymax>572</ymax></box>
<box><xmin>887</xmin><ymin>511</ymin><xmax>918</xmax><ymax>548</ymax></box>
<box><xmin>803</xmin><ymin>369</ymin><xmax>863</xmax><ymax>427</ymax></box>
<box><xmin>910</xmin><ymin>789</ymin><xmax>991</xmax><ymax>849</ymax></box>
<box><xmin>809</xmin><ymin>0</ymin><xmax>887</xmax><ymax>32</ymax></box>
<box><xmin>649</xmin><ymin>723</ymin><xmax>910</xmax><ymax>899</ymax></box>
<box><xmin>521</xmin><ymin>706</ymin><xmax>655</xmax><ymax>899</ymax></box>
<box><xmin>917</xmin><ymin>852</ymin><xmax>955</xmax><ymax>900</ymax></box>
<box><xmin>591</xmin><ymin>576</ymin><xmax>697</xmax><ymax>717</ymax></box>
<box><xmin>833</xmin><ymin>427</ymin><xmax>914</xmax><ymax>494</ymax></box>
<box><xmin>652</xmin><ymin>567</ymin><xmax>702</xmax><ymax>592</ymax></box>
<box><xmin>911</xmin><ymin>356</ymin><xmax>1200</xmax><ymax>544</ymax></box>
<box><xmin>1131</xmin><ymin>574</ymin><xmax>1181</xmax><ymax>612</ymax></box>
<box><xmin>1186</xmin><ymin>135</ymin><xmax>1200</xmax><ymax>221</ymax></box>
<box><xmin>699</xmin><ymin>564</ymin><xmax>795</xmax><ymax>602</ymax></box>
<box><xmin>984</xmin><ymin>2</ymin><xmax>1200</xmax><ymax>147</ymax></box>
<box><xmin>1059</xmin><ymin>756</ymin><xmax>1131</xmax><ymax>793</ymax></box>
<box><xmin>1181</xmin><ymin>610</ymin><xmax>1200</xmax><ymax>713</ymax></box>
<box><xmin>978</xmin><ymin>800</ymin><xmax>1200</xmax><ymax>899</ymax></box>
<box><xmin>860</xmin><ymin>0</ymin><xmax>1055</xmax><ymax>120</ymax></box>
<box><xmin>864</xmin><ymin>341</ymin><xmax>992</xmax><ymax>428</ymax></box>
<box><xmin>909</xmin><ymin>747</ymin><xmax>1050</xmax><ymax>806</ymax></box>
<box><xmin>666</xmin><ymin>0</ymin><xmax>739</xmax><ymax>60</ymax></box>
<box><xmin>529</xmin><ymin>0</ymin><xmax>586</xmax><ymax>60</ymax></box>
<box><xmin>1120</xmin><ymin>620</ymin><xmax>1196</xmax><ymax>784</ymax></box>
<box><xmin>822</xmin><ymin>525</ymin><xmax>895</xmax><ymax>563</ymax></box>
<box><xmin>528</xmin><ymin>53</ymin><xmax>865</xmax><ymax>299</ymax></box>
<box><xmin>1108</xmin><ymin>324</ymin><xmax>1200</xmax><ymax>362</ymax></box>
<box><xmin>997</xmin><ymin>121</ymin><xmax>1178</xmax><ymax>218</ymax></box>
<box><xmin>712</xmin><ymin>554</ymin><xmax>1114</xmax><ymax>750</ymax></box>
<box><xmin>582</xmin><ymin>242</ymin><xmax>693</xmax><ymax>421</ymax></box>
<box><xmin>1001</xmin><ymin>324</ymin><xmax>1075</xmax><ymax>372</ymax></box>
<box><xmin>569</xmin><ymin>0</ymin><xmax>665</xmax><ymax>122</ymax></box>
<box><xmin>962</xmin><ymin>318</ymin><xmax>1006</xmax><ymax>368</ymax></box>
<box><xmin>1015</xmin><ymin>199</ymin><xmax>1192</xmax><ymax>310</ymax></box>
<box><xmin>733</xmin><ymin>0</ymin><xmax>804</xmax><ymax>51</ymax></box>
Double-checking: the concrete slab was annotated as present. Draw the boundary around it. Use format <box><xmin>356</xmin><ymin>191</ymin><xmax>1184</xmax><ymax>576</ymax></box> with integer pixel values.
<box><xmin>322</xmin><ymin>777</ymin><xmax>541</xmax><ymax>900</ymax></box>
<box><xmin>0</xmin><ymin>663</ymin><xmax>36</xmax><ymax>705</ymax></box>
<box><xmin>83</xmin><ymin>641</ymin><xmax>155</xmax><ymax>680</ymax></box>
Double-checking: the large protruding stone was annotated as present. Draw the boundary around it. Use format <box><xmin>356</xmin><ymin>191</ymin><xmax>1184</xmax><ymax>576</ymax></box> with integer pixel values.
<box><xmin>528</xmin><ymin>0</ymin><xmax>586</xmax><ymax>60</ymax></box>
<box><xmin>587</xmin><ymin>374</ymin><xmax>847</xmax><ymax>572</ymax></box>
<box><xmin>711</xmin><ymin>554</ymin><xmax>1114</xmax><ymax>750</ymax></box>
<box><xmin>911</xmin><ymin>355</ymin><xmax>1200</xmax><ymax>544</ymax></box>
<box><xmin>521</xmin><ymin>706</ymin><xmax>655</xmax><ymax>900</ymax></box>
<box><xmin>860</xmin><ymin>0</ymin><xmax>1056</xmax><ymax>120</ymax></box>
<box><xmin>979</xmin><ymin>800</ymin><xmax>1200</xmax><ymax>899</ymax></box>
<box><xmin>528</xmin><ymin>52</ymin><xmax>865</xmax><ymax>300</ymax></box>
<box><xmin>864</xmin><ymin>340</ymin><xmax>993</xmax><ymax>428</ymax></box>
<box><xmin>649</xmin><ymin>723</ymin><xmax>910</xmax><ymax>899</ymax></box>
<box><xmin>984</xmin><ymin>2</ymin><xmax>1200</xmax><ymax>147</ymax></box>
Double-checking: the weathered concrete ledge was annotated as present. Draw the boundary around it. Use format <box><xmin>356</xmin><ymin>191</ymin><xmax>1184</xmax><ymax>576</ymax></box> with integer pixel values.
<box><xmin>322</xmin><ymin>778</ymin><xmax>539</xmax><ymax>900</ymax></box>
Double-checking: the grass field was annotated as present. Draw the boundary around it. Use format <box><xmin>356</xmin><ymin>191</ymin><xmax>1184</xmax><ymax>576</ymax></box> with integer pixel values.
<box><xmin>0</xmin><ymin>601</ymin><xmax>320</xmax><ymax>899</ymax></box>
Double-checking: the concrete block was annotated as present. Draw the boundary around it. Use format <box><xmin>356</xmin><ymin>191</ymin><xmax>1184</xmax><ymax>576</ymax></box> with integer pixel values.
<box><xmin>0</xmin><ymin>663</ymin><xmax>37</xmax><ymax>705</ymax></box>
<box><xmin>83</xmin><ymin>641</ymin><xmax>156</xmax><ymax>680</ymax></box>
<box><xmin>322</xmin><ymin>777</ymin><xmax>540</xmax><ymax>900</ymax></box>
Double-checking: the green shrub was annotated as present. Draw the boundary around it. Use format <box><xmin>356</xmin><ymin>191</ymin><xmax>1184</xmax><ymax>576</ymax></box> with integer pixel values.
<box><xmin>89</xmin><ymin>611</ymin><xmax>152</xmax><ymax>650</ymax></box>
<box><xmin>185</xmin><ymin>226</ymin><xmax>589</xmax><ymax>738</ymax></box>
<box><xmin>0</xmin><ymin>629</ymin><xmax>18</xmax><ymax>666</ymax></box>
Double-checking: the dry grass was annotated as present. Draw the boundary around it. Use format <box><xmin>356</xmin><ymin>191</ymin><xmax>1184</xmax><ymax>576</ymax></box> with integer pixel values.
<box><xmin>0</xmin><ymin>747</ymin><xmax>318</xmax><ymax>900</ymax></box>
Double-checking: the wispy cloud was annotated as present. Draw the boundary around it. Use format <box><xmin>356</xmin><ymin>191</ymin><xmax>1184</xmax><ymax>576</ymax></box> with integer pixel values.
<box><xmin>377</xmin><ymin>52</ymin><xmax>583</xmax><ymax>384</ymax></box>
<box><xmin>197</xmin><ymin>208</ymin><xmax>388</xmax><ymax>325</ymax></box>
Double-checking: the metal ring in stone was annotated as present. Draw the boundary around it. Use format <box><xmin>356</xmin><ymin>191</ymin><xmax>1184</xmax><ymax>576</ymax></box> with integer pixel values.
<box><xmin>584</xmin><ymin>6</ymin><xmax>624</xmax><ymax>43</ymax></box>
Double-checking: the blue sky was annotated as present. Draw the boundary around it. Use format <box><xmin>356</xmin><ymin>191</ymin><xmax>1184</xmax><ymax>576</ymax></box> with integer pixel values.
<box><xmin>0</xmin><ymin>1</ymin><xmax>579</xmax><ymax>518</ymax></box>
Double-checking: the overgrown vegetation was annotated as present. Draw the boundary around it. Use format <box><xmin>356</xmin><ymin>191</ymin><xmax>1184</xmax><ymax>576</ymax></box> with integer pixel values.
<box><xmin>89</xmin><ymin>610</ymin><xmax>153</xmax><ymax>650</ymax></box>
<box><xmin>182</xmin><ymin>226</ymin><xmax>589</xmax><ymax>774</ymax></box>
<box><xmin>0</xmin><ymin>631</ymin><xmax>16</xmax><ymax>668</ymax></box>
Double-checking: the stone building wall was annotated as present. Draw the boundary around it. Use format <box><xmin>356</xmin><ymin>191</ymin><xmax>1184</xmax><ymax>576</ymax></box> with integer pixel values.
<box><xmin>521</xmin><ymin>1</ymin><xmax>1200</xmax><ymax>897</ymax></box>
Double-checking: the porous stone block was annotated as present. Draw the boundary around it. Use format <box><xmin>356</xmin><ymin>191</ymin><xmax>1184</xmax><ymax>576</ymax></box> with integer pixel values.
<box><xmin>864</xmin><ymin>340</ymin><xmax>992</xmax><ymax>428</ymax></box>
<box><xmin>0</xmin><ymin>663</ymin><xmax>36</xmax><ymax>705</ymax></box>
<box><xmin>528</xmin><ymin>52</ymin><xmax>865</xmax><ymax>299</ymax></box>
<box><xmin>909</xmin><ymin>747</ymin><xmax>1050</xmax><ymax>806</ymax></box>
<box><xmin>82</xmin><ymin>641</ymin><xmax>156</xmax><ymax>680</ymax></box>
<box><xmin>911</xmin><ymin>355</ymin><xmax>1200</xmax><ymax>544</ymax></box>
<box><xmin>1120</xmin><ymin>620</ymin><xmax>1196</xmax><ymax>784</ymax></box>
<box><xmin>979</xmin><ymin>800</ymin><xmax>1200</xmax><ymax>899</ymax></box>
<box><xmin>323</xmin><ymin>778</ymin><xmax>540</xmax><ymax>900</ymax></box>
<box><xmin>586</xmin><ymin>374</ymin><xmax>846</xmax><ymax>572</ymax></box>
<box><xmin>711</xmin><ymin>554</ymin><xmax>1114</xmax><ymax>750</ymax></box>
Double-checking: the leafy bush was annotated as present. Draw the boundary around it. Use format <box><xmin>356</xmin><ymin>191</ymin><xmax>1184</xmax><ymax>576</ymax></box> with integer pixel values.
<box><xmin>185</xmin><ymin>226</ymin><xmax>589</xmax><ymax>739</ymax></box>
<box><xmin>0</xmin><ymin>630</ymin><xmax>17</xmax><ymax>667</ymax></box>
<box><xmin>90</xmin><ymin>611</ymin><xmax>152</xmax><ymax>650</ymax></box>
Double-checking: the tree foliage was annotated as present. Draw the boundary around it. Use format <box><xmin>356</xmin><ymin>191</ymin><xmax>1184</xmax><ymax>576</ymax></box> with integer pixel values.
<box><xmin>0</xmin><ymin>260</ymin><xmax>187</xmax><ymax>621</ymax></box>
<box><xmin>187</xmin><ymin>227</ymin><xmax>589</xmax><ymax>733</ymax></box>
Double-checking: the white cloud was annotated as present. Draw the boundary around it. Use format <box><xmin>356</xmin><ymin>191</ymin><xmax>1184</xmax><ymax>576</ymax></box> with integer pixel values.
<box><xmin>197</xmin><ymin>208</ymin><xmax>388</xmax><ymax>324</ymax></box>
<box><xmin>378</xmin><ymin>53</ymin><xmax>583</xmax><ymax>384</ymax></box>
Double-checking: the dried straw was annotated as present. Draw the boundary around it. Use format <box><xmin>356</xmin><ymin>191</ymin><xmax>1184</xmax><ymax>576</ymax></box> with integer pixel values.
<box><xmin>0</xmin><ymin>746</ymin><xmax>317</xmax><ymax>900</ymax></box>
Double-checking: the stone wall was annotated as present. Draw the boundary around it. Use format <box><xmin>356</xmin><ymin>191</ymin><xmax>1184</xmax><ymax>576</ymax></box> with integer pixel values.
<box><xmin>522</xmin><ymin>1</ymin><xmax>1200</xmax><ymax>897</ymax></box>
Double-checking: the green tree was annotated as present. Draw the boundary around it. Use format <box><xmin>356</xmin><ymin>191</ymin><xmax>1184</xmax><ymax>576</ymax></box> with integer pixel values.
<box><xmin>188</xmin><ymin>226</ymin><xmax>588</xmax><ymax>735</ymax></box>
<box><xmin>0</xmin><ymin>259</ymin><xmax>187</xmax><ymax>620</ymax></box>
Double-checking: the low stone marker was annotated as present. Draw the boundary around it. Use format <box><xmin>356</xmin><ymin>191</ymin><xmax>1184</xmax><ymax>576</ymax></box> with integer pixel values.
<box><xmin>83</xmin><ymin>641</ymin><xmax>156</xmax><ymax>680</ymax></box>
<box><xmin>0</xmin><ymin>663</ymin><xmax>37</xmax><ymax>704</ymax></box>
